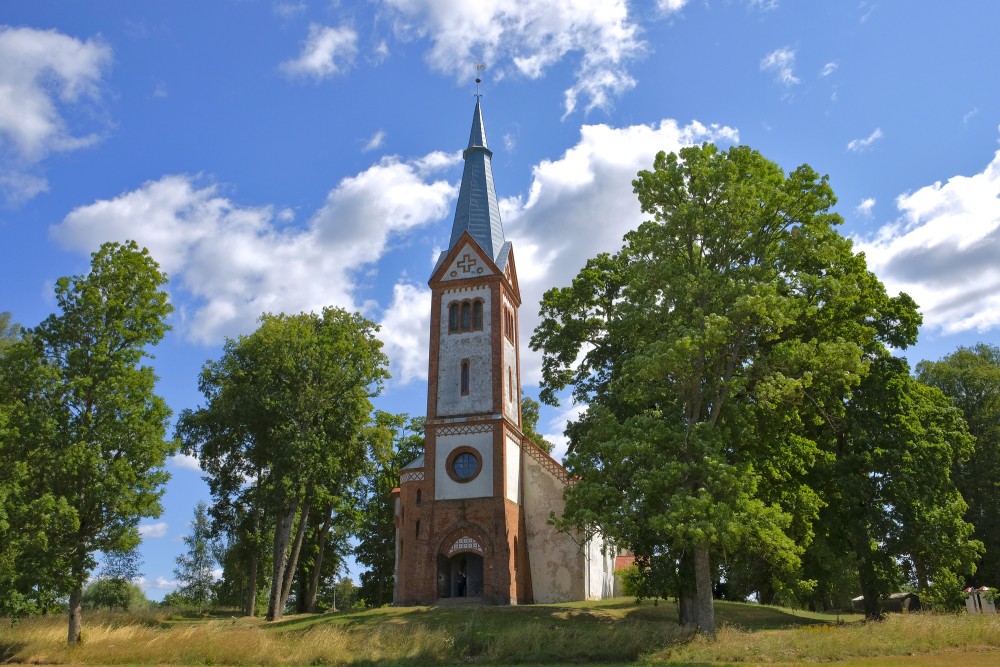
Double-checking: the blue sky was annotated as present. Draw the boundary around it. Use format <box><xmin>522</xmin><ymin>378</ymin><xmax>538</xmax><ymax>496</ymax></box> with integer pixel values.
<box><xmin>2</xmin><ymin>1</ymin><xmax>999</xmax><ymax>599</ymax></box>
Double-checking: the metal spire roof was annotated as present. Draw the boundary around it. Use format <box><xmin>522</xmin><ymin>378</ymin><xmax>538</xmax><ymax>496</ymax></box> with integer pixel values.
<box><xmin>449</xmin><ymin>98</ymin><xmax>505</xmax><ymax>261</ymax></box>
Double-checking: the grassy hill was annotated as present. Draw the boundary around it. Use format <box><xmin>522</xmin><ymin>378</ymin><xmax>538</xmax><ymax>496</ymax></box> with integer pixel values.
<box><xmin>2</xmin><ymin>598</ymin><xmax>998</xmax><ymax>666</ymax></box>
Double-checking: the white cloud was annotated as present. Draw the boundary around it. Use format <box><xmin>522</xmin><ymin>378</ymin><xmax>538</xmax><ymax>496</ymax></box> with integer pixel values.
<box><xmin>51</xmin><ymin>154</ymin><xmax>459</xmax><ymax>344</ymax></box>
<box><xmin>0</xmin><ymin>26</ymin><xmax>111</xmax><ymax>203</ymax></box>
<box><xmin>138</xmin><ymin>522</ymin><xmax>168</xmax><ymax>538</ymax></box>
<box><xmin>657</xmin><ymin>0</ymin><xmax>690</xmax><ymax>14</ymax></box>
<box><xmin>135</xmin><ymin>575</ymin><xmax>177</xmax><ymax>591</ymax></box>
<box><xmin>281</xmin><ymin>24</ymin><xmax>358</xmax><ymax>79</ymax></box>
<box><xmin>170</xmin><ymin>453</ymin><xmax>202</xmax><ymax>471</ymax></box>
<box><xmin>963</xmin><ymin>107</ymin><xmax>979</xmax><ymax>126</ymax></box>
<box><xmin>501</xmin><ymin>118</ymin><xmax>738</xmax><ymax>384</ymax></box>
<box><xmin>372</xmin><ymin>40</ymin><xmax>390</xmax><ymax>64</ymax></box>
<box><xmin>855</xmin><ymin>150</ymin><xmax>1000</xmax><ymax>334</ymax></box>
<box><xmin>364</xmin><ymin>130</ymin><xmax>387</xmax><ymax>152</ymax></box>
<box><xmin>820</xmin><ymin>61</ymin><xmax>838</xmax><ymax>77</ymax></box>
<box><xmin>760</xmin><ymin>47</ymin><xmax>799</xmax><ymax>86</ymax></box>
<box><xmin>379</xmin><ymin>0</ymin><xmax>644</xmax><ymax>117</ymax></box>
<box><xmin>378</xmin><ymin>282</ymin><xmax>432</xmax><ymax>383</ymax></box>
<box><xmin>847</xmin><ymin>127</ymin><xmax>884</xmax><ymax>152</ymax></box>
<box><xmin>855</xmin><ymin>197</ymin><xmax>876</xmax><ymax>217</ymax></box>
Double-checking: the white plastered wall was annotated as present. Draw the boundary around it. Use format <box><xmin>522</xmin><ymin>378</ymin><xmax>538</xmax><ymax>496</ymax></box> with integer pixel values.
<box><xmin>435</xmin><ymin>430</ymin><xmax>494</xmax><ymax>500</ymax></box>
<box><xmin>505</xmin><ymin>433</ymin><xmax>521</xmax><ymax>503</ymax></box>
<box><xmin>502</xmin><ymin>295</ymin><xmax>519</xmax><ymax>421</ymax></box>
<box><xmin>437</xmin><ymin>285</ymin><xmax>492</xmax><ymax>417</ymax></box>
<box><xmin>583</xmin><ymin>534</ymin><xmax>616</xmax><ymax>600</ymax></box>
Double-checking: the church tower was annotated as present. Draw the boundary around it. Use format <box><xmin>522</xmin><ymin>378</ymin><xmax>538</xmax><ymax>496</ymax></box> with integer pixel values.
<box><xmin>392</xmin><ymin>97</ymin><xmax>616</xmax><ymax>606</ymax></box>
<box><xmin>393</xmin><ymin>98</ymin><xmax>532</xmax><ymax>604</ymax></box>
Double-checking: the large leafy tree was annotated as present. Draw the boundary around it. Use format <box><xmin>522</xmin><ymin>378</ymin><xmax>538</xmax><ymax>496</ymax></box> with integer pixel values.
<box><xmin>355</xmin><ymin>412</ymin><xmax>424</xmax><ymax>607</ymax></box>
<box><xmin>0</xmin><ymin>241</ymin><xmax>173</xmax><ymax>642</ymax></box>
<box><xmin>532</xmin><ymin>144</ymin><xmax>914</xmax><ymax>635</ymax></box>
<box><xmin>917</xmin><ymin>343</ymin><xmax>1000</xmax><ymax>588</ymax></box>
<box><xmin>178</xmin><ymin>307</ymin><xmax>388</xmax><ymax>621</ymax></box>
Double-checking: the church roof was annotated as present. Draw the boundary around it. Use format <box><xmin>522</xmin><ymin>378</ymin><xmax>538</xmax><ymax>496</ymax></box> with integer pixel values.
<box><xmin>448</xmin><ymin>99</ymin><xmax>505</xmax><ymax>261</ymax></box>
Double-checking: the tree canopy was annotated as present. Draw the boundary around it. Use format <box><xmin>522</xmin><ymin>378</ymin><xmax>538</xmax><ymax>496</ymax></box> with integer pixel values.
<box><xmin>0</xmin><ymin>241</ymin><xmax>173</xmax><ymax>642</ymax></box>
<box><xmin>177</xmin><ymin>307</ymin><xmax>389</xmax><ymax>621</ymax></box>
<box><xmin>531</xmin><ymin>144</ymin><xmax>938</xmax><ymax>633</ymax></box>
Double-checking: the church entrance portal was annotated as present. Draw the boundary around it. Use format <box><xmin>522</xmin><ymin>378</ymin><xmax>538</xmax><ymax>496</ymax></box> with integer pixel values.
<box><xmin>437</xmin><ymin>552</ymin><xmax>483</xmax><ymax>598</ymax></box>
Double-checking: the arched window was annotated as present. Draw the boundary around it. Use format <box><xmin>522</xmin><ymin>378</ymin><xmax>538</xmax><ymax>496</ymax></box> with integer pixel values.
<box><xmin>415</xmin><ymin>489</ymin><xmax>422</xmax><ymax>505</ymax></box>
<box><xmin>461</xmin><ymin>302</ymin><xmax>471</xmax><ymax>331</ymax></box>
<box><xmin>473</xmin><ymin>300</ymin><xmax>483</xmax><ymax>330</ymax></box>
<box><xmin>415</xmin><ymin>520</ymin><xmax>421</xmax><ymax>537</ymax></box>
<box><xmin>461</xmin><ymin>360</ymin><xmax>470</xmax><ymax>396</ymax></box>
<box><xmin>448</xmin><ymin>303</ymin><xmax>459</xmax><ymax>333</ymax></box>
<box><xmin>508</xmin><ymin>367</ymin><xmax>513</xmax><ymax>401</ymax></box>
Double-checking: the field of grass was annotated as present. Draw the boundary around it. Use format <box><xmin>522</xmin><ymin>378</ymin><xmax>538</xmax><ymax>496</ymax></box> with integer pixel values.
<box><xmin>1</xmin><ymin>599</ymin><xmax>998</xmax><ymax>666</ymax></box>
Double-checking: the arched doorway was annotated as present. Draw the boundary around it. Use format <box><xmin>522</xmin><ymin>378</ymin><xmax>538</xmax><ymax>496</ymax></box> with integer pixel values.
<box><xmin>436</xmin><ymin>535</ymin><xmax>486</xmax><ymax>599</ymax></box>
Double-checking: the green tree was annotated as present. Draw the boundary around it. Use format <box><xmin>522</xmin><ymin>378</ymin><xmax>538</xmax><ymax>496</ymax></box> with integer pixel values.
<box><xmin>917</xmin><ymin>343</ymin><xmax>1000</xmax><ymax>588</ymax></box>
<box><xmin>174</xmin><ymin>501</ymin><xmax>217</xmax><ymax>612</ymax></box>
<box><xmin>0</xmin><ymin>241</ymin><xmax>173</xmax><ymax>642</ymax></box>
<box><xmin>803</xmin><ymin>354</ymin><xmax>980</xmax><ymax>618</ymax></box>
<box><xmin>82</xmin><ymin>578</ymin><xmax>149</xmax><ymax>611</ymax></box>
<box><xmin>532</xmin><ymin>144</ymin><xmax>912</xmax><ymax>635</ymax></box>
<box><xmin>178</xmin><ymin>307</ymin><xmax>389</xmax><ymax>622</ymax></box>
<box><xmin>0</xmin><ymin>311</ymin><xmax>20</xmax><ymax>355</ymax></box>
<box><xmin>355</xmin><ymin>412</ymin><xmax>424</xmax><ymax>607</ymax></box>
<box><xmin>521</xmin><ymin>392</ymin><xmax>555</xmax><ymax>454</ymax></box>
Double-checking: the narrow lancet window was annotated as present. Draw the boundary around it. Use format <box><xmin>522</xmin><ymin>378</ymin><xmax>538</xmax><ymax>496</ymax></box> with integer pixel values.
<box><xmin>461</xmin><ymin>302</ymin><xmax>471</xmax><ymax>331</ymax></box>
<box><xmin>473</xmin><ymin>300</ymin><xmax>483</xmax><ymax>330</ymax></box>
<box><xmin>461</xmin><ymin>360</ymin><xmax>470</xmax><ymax>396</ymax></box>
<box><xmin>449</xmin><ymin>303</ymin><xmax>459</xmax><ymax>333</ymax></box>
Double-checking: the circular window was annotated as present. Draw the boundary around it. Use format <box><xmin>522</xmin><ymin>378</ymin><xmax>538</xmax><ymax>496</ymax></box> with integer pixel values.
<box><xmin>446</xmin><ymin>447</ymin><xmax>482</xmax><ymax>483</ymax></box>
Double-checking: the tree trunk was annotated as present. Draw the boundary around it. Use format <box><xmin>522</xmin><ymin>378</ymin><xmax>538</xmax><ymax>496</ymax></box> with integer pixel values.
<box><xmin>67</xmin><ymin>584</ymin><xmax>84</xmax><ymax>644</ymax></box>
<box><xmin>278</xmin><ymin>501</ymin><xmax>311</xmax><ymax>613</ymax></box>
<box><xmin>693</xmin><ymin>541</ymin><xmax>716</xmax><ymax>638</ymax></box>
<box><xmin>244</xmin><ymin>544</ymin><xmax>259</xmax><ymax>617</ymax></box>
<box><xmin>266</xmin><ymin>500</ymin><xmax>298</xmax><ymax>621</ymax></box>
<box><xmin>305</xmin><ymin>507</ymin><xmax>334</xmax><ymax>612</ymax></box>
<box><xmin>677</xmin><ymin>551</ymin><xmax>698</xmax><ymax>627</ymax></box>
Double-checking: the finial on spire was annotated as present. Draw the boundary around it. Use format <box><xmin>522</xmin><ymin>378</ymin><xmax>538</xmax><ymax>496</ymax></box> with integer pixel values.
<box><xmin>475</xmin><ymin>63</ymin><xmax>485</xmax><ymax>99</ymax></box>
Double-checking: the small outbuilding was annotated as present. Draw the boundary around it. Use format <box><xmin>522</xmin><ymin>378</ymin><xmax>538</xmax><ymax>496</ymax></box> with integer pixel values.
<box><xmin>964</xmin><ymin>587</ymin><xmax>996</xmax><ymax>614</ymax></box>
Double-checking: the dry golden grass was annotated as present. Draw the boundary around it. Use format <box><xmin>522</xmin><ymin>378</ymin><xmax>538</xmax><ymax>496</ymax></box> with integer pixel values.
<box><xmin>2</xmin><ymin>603</ymin><xmax>998</xmax><ymax>665</ymax></box>
<box><xmin>653</xmin><ymin>612</ymin><xmax>1000</xmax><ymax>664</ymax></box>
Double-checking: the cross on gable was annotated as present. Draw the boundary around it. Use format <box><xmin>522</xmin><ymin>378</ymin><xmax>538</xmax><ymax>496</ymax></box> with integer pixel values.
<box><xmin>457</xmin><ymin>254</ymin><xmax>477</xmax><ymax>273</ymax></box>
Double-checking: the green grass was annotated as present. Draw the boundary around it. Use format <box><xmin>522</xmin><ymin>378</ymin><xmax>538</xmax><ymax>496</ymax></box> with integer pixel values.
<box><xmin>1</xmin><ymin>599</ymin><xmax>997</xmax><ymax>666</ymax></box>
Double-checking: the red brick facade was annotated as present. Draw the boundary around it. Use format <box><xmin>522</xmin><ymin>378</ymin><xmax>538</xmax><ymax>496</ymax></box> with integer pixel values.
<box><xmin>394</xmin><ymin>234</ymin><xmax>534</xmax><ymax>605</ymax></box>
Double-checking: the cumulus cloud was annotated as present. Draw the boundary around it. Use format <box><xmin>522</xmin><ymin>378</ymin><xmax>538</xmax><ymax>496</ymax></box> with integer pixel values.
<box><xmin>273</xmin><ymin>1</ymin><xmax>306</xmax><ymax>18</ymax></box>
<box><xmin>281</xmin><ymin>24</ymin><xmax>358</xmax><ymax>79</ymax></box>
<box><xmin>0</xmin><ymin>26</ymin><xmax>111</xmax><ymax>204</ymax></box>
<box><xmin>51</xmin><ymin>153</ymin><xmax>459</xmax><ymax>344</ymax></box>
<box><xmin>138</xmin><ymin>522</ymin><xmax>168</xmax><ymax>538</ymax></box>
<box><xmin>657</xmin><ymin>0</ymin><xmax>690</xmax><ymax>12</ymax></box>
<box><xmin>760</xmin><ymin>47</ymin><xmax>799</xmax><ymax>86</ymax></box>
<box><xmin>378</xmin><ymin>0</ymin><xmax>644</xmax><ymax>117</ymax></box>
<box><xmin>170</xmin><ymin>453</ymin><xmax>202</xmax><ymax>472</ymax></box>
<box><xmin>136</xmin><ymin>575</ymin><xmax>177</xmax><ymax>591</ymax></box>
<box><xmin>378</xmin><ymin>282</ymin><xmax>432</xmax><ymax>383</ymax></box>
<box><xmin>504</xmin><ymin>119</ymin><xmax>738</xmax><ymax>383</ymax></box>
<box><xmin>855</xmin><ymin>197</ymin><xmax>876</xmax><ymax>217</ymax></box>
<box><xmin>855</xmin><ymin>150</ymin><xmax>1000</xmax><ymax>333</ymax></box>
<box><xmin>820</xmin><ymin>61</ymin><xmax>838</xmax><ymax>77</ymax></box>
<box><xmin>363</xmin><ymin>130</ymin><xmax>387</xmax><ymax>152</ymax></box>
<box><xmin>847</xmin><ymin>127</ymin><xmax>884</xmax><ymax>152</ymax></box>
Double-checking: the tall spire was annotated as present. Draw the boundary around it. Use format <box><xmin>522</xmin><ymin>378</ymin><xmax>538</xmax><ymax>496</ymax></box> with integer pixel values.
<box><xmin>449</xmin><ymin>98</ymin><xmax>505</xmax><ymax>261</ymax></box>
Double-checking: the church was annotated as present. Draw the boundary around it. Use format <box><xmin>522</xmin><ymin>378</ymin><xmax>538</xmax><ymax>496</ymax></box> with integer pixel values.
<box><xmin>391</xmin><ymin>98</ymin><xmax>617</xmax><ymax>605</ymax></box>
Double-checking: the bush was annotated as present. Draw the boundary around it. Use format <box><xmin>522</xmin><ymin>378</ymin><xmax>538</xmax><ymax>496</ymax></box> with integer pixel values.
<box><xmin>82</xmin><ymin>579</ymin><xmax>150</xmax><ymax>611</ymax></box>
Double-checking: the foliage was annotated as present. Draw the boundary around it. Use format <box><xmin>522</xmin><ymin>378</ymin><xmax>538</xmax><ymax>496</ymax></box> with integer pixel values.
<box><xmin>0</xmin><ymin>241</ymin><xmax>173</xmax><ymax>643</ymax></box>
<box><xmin>917</xmin><ymin>343</ymin><xmax>1000</xmax><ymax>588</ymax></box>
<box><xmin>520</xmin><ymin>392</ymin><xmax>555</xmax><ymax>453</ymax></box>
<box><xmin>81</xmin><ymin>579</ymin><xmax>149</xmax><ymax>611</ymax></box>
<box><xmin>174</xmin><ymin>501</ymin><xmax>217</xmax><ymax>611</ymax></box>
<box><xmin>0</xmin><ymin>311</ymin><xmax>20</xmax><ymax>355</ymax></box>
<box><xmin>532</xmin><ymin>144</ymin><xmax>908</xmax><ymax>634</ymax></box>
<box><xmin>177</xmin><ymin>307</ymin><xmax>389</xmax><ymax>621</ymax></box>
<box><xmin>355</xmin><ymin>412</ymin><xmax>424</xmax><ymax>607</ymax></box>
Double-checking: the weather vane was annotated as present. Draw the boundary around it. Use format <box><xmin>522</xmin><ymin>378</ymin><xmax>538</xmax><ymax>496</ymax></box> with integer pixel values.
<box><xmin>475</xmin><ymin>63</ymin><xmax>486</xmax><ymax>99</ymax></box>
